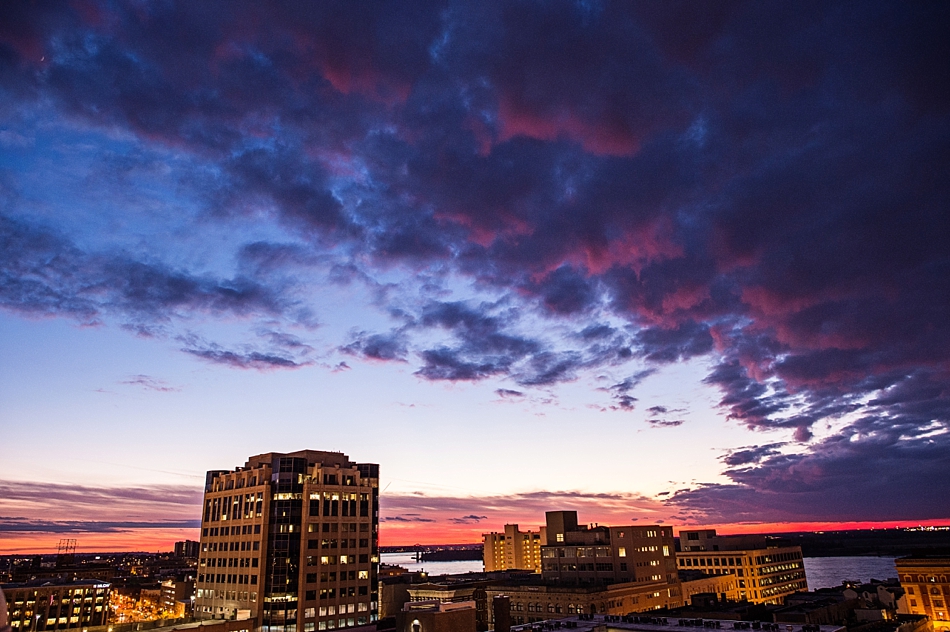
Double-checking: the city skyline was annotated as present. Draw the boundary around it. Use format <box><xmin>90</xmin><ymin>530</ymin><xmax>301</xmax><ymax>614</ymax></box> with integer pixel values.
<box><xmin>2</xmin><ymin>1</ymin><xmax>949</xmax><ymax>554</ymax></box>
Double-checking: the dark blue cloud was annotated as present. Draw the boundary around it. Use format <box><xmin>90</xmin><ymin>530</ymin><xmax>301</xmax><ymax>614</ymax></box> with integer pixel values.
<box><xmin>1</xmin><ymin>0</ymin><xmax>948</xmax><ymax>521</ymax></box>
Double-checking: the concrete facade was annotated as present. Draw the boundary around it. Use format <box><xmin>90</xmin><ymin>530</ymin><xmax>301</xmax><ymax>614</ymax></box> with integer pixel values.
<box><xmin>484</xmin><ymin>526</ymin><xmax>547</xmax><ymax>573</ymax></box>
<box><xmin>395</xmin><ymin>601</ymin><xmax>476</xmax><ymax>632</ymax></box>
<box><xmin>1</xmin><ymin>579</ymin><xmax>110</xmax><ymax>631</ymax></box>
<box><xmin>675</xmin><ymin>530</ymin><xmax>806</xmax><ymax>605</ymax></box>
<box><xmin>897</xmin><ymin>556</ymin><xmax>950</xmax><ymax>632</ymax></box>
<box><xmin>195</xmin><ymin>450</ymin><xmax>379</xmax><ymax>632</ymax></box>
<box><xmin>540</xmin><ymin>512</ymin><xmax>677</xmax><ymax>586</ymax></box>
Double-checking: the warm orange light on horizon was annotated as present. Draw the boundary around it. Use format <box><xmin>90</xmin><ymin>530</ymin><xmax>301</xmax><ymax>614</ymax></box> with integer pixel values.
<box><xmin>2</xmin><ymin>518</ymin><xmax>947</xmax><ymax>554</ymax></box>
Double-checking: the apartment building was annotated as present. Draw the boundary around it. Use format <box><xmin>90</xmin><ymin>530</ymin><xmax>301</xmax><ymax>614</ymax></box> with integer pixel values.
<box><xmin>675</xmin><ymin>529</ymin><xmax>806</xmax><ymax>605</ymax></box>
<box><xmin>195</xmin><ymin>450</ymin><xmax>380</xmax><ymax>632</ymax></box>
<box><xmin>897</xmin><ymin>555</ymin><xmax>950</xmax><ymax>632</ymax></box>
<box><xmin>1</xmin><ymin>579</ymin><xmax>110</xmax><ymax>631</ymax></box>
<box><xmin>483</xmin><ymin>525</ymin><xmax>547</xmax><ymax>572</ymax></box>
<box><xmin>540</xmin><ymin>511</ymin><xmax>677</xmax><ymax>587</ymax></box>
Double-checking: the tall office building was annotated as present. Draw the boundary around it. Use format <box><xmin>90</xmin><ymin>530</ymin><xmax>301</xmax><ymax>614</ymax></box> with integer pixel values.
<box><xmin>195</xmin><ymin>450</ymin><xmax>380</xmax><ymax>632</ymax></box>
<box><xmin>675</xmin><ymin>529</ymin><xmax>806</xmax><ymax>605</ymax></box>
<box><xmin>483</xmin><ymin>525</ymin><xmax>547</xmax><ymax>572</ymax></box>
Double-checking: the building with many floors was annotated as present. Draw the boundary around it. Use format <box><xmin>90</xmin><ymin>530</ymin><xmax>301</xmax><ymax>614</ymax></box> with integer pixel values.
<box><xmin>1</xmin><ymin>579</ymin><xmax>110</xmax><ymax>631</ymax></box>
<box><xmin>484</xmin><ymin>526</ymin><xmax>547</xmax><ymax>573</ymax></box>
<box><xmin>540</xmin><ymin>512</ymin><xmax>678</xmax><ymax>587</ymax></box>
<box><xmin>897</xmin><ymin>555</ymin><xmax>950</xmax><ymax>632</ymax></box>
<box><xmin>195</xmin><ymin>450</ymin><xmax>380</xmax><ymax>632</ymax></box>
<box><xmin>674</xmin><ymin>530</ymin><xmax>806</xmax><ymax>605</ymax></box>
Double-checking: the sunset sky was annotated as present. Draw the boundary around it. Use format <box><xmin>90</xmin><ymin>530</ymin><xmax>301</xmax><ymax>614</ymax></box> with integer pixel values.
<box><xmin>1</xmin><ymin>1</ymin><xmax>949</xmax><ymax>553</ymax></box>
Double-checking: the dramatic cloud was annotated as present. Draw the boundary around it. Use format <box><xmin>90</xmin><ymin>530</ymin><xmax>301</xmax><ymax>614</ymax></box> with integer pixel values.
<box><xmin>1</xmin><ymin>0</ymin><xmax>948</xmax><ymax>525</ymax></box>
<box><xmin>0</xmin><ymin>518</ymin><xmax>200</xmax><ymax>533</ymax></box>
<box><xmin>0</xmin><ymin>480</ymin><xmax>202</xmax><ymax>527</ymax></box>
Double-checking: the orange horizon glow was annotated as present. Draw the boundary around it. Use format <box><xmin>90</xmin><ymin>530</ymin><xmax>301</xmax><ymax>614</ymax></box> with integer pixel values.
<box><xmin>2</xmin><ymin>518</ymin><xmax>948</xmax><ymax>555</ymax></box>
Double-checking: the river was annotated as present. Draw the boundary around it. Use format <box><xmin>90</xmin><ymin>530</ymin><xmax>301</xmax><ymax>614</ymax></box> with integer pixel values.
<box><xmin>803</xmin><ymin>556</ymin><xmax>897</xmax><ymax>589</ymax></box>
<box><xmin>381</xmin><ymin>553</ymin><xmax>899</xmax><ymax>591</ymax></box>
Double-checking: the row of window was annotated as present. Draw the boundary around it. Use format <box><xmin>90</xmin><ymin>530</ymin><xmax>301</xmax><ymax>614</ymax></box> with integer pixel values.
<box><xmin>302</xmin><ymin>603</ymin><xmax>377</xmax><ymax>618</ymax></box>
<box><xmin>758</xmin><ymin>562</ymin><xmax>804</xmax><ymax>576</ymax></box>
<box><xmin>212</xmin><ymin>475</ymin><xmax>264</xmax><ymax>491</ymax></box>
<box><xmin>615</xmin><ymin>529</ymin><xmax>672</xmax><ymax>539</ymax></box>
<box><xmin>314</xmin><ymin>586</ymin><xmax>368</xmax><ymax>600</ymax></box>
<box><xmin>203</xmin><ymin>540</ymin><xmax>261</xmax><ymax>552</ymax></box>
<box><xmin>541</xmin><ymin>547</ymin><xmax>612</xmax><ymax>558</ymax></box>
<box><xmin>306</xmin><ymin>538</ymin><xmax>370</xmax><ymax>549</ymax></box>
<box><xmin>8</xmin><ymin>615</ymin><xmax>103</xmax><ymax>629</ymax></box>
<box><xmin>761</xmin><ymin>580</ymin><xmax>807</xmax><ymax>598</ymax></box>
<box><xmin>304</xmin><ymin>555</ymin><xmax>370</xmax><ymax>566</ymax></box>
<box><xmin>204</xmin><ymin>524</ymin><xmax>263</xmax><ymax>537</ymax></box>
<box><xmin>758</xmin><ymin>571</ymin><xmax>807</xmax><ymax>587</ymax></box>
<box><xmin>200</xmin><ymin>556</ymin><xmax>259</xmax><ymax>568</ymax></box>
<box><xmin>309</xmin><ymin>522</ymin><xmax>373</xmax><ymax>533</ymax></box>
<box><xmin>304</xmin><ymin>571</ymin><xmax>371</xmax><ymax>583</ymax></box>
<box><xmin>755</xmin><ymin>552</ymin><xmax>801</xmax><ymax>564</ymax></box>
<box><xmin>196</xmin><ymin>589</ymin><xmax>257</xmax><ymax>601</ymax></box>
<box><xmin>679</xmin><ymin>557</ymin><xmax>749</xmax><ymax>568</ymax></box>
<box><xmin>7</xmin><ymin>596</ymin><xmax>104</xmax><ymax>606</ymax></box>
<box><xmin>198</xmin><ymin>573</ymin><xmax>257</xmax><ymax>585</ymax></box>
<box><xmin>301</xmin><ymin>601</ymin><xmax>372</xmax><ymax>614</ymax></box>
<box><xmin>903</xmin><ymin>575</ymin><xmax>949</xmax><ymax>583</ymax></box>
<box><xmin>7</xmin><ymin>607</ymin><xmax>103</xmax><ymax>620</ymax></box>
<box><xmin>907</xmin><ymin>586</ymin><xmax>948</xmax><ymax>595</ymax></box>
<box><xmin>544</xmin><ymin>562</ymin><xmax>613</xmax><ymax>572</ymax></box>
<box><xmin>205</xmin><ymin>494</ymin><xmax>265</xmax><ymax>521</ymax></box>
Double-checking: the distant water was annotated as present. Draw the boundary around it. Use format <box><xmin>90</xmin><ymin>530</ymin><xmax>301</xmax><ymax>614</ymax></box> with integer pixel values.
<box><xmin>804</xmin><ymin>556</ymin><xmax>897</xmax><ymax>590</ymax></box>
<box><xmin>380</xmin><ymin>553</ymin><xmax>899</xmax><ymax>591</ymax></box>
<box><xmin>381</xmin><ymin>552</ymin><xmax>484</xmax><ymax>576</ymax></box>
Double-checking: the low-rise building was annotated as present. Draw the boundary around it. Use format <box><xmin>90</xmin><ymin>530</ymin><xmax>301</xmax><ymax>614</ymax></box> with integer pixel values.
<box><xmin>511</xmin><ymin>613</ymin><xmax>844</xmax><ymax>632</ymax></box>
<box><xmin>484</xmin><ymin>580</ymin><xmax>682</xmax><ymax>627</ymax></box>
<box><xmin>396</xmin><ymin>600</ymin><xmax>476</xmax><ymax>632</ymax></box>
<box><xmin>161</xmin><ymin>577</ymin><xmax>196</xmax><ymax>617</ymax></box>
<box><xmin>675</xmin><ymin>530</ymin><xmax>806</xmax><ymax>605</ymax></box>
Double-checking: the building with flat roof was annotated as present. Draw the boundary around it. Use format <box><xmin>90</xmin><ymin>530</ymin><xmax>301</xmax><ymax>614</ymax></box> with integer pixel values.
<box><xmin>675</xmin><ymin>530</ymin><xmax>806</xmax><ymax>605</ymax></box>
<box><xmin>195</xmin><ymin>450</ymin><xmax>380</xmax><ymax>632</ymax></box>
<box><xmin>396</xmin><ymin>600</ymin><xmax>476</xmax><ymax>632</ymax></box>
<box><xmin>484</xmin><ymin>526</ymin><xmax>547</xmax><ymax>573</ymax></box>
<box><xmin>1</xmin><ymin>579</ymin><xmax>110</xmax><ymax>631</ymax></box>
<box><xmin>175</xmin><ymin>540</ymin><xmax>200</xmax><ymax>559</ymax></box>
<box><xmin>540</xmin><ymin>512</ymin><xmax>677</xmax><ymax>587</ymax></box>
<box><xmin>510</xmin><ymin>613</ymin><xmax>844</xmax><ymax>632</ymax></box>
<box><xmin>481</xmin><ymin>570</ymin><xmax>736</xmax><ymax>627</ymax></box>
<box><xmin>896</xmin><ymin>555</ymin><xmax>950</xmax><ymax>632</ymax></box>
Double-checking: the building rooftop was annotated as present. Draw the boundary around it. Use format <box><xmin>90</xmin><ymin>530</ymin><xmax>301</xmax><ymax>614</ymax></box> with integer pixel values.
<box><xmin>1</xmin><ymin>578</ymin><xmax>111</xmax><ymax>589</ymax></box>
<box><xmin>509</xmin><ymin>614</ymin><xmax>844</xmax><ymax>632</ymax></box>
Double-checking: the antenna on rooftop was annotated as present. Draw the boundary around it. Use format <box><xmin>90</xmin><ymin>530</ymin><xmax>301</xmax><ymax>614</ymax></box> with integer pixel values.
<box><xmin>56</xmin><ymin>538</ymin><xmax>77</xmax><ymax>567</ymax></box>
